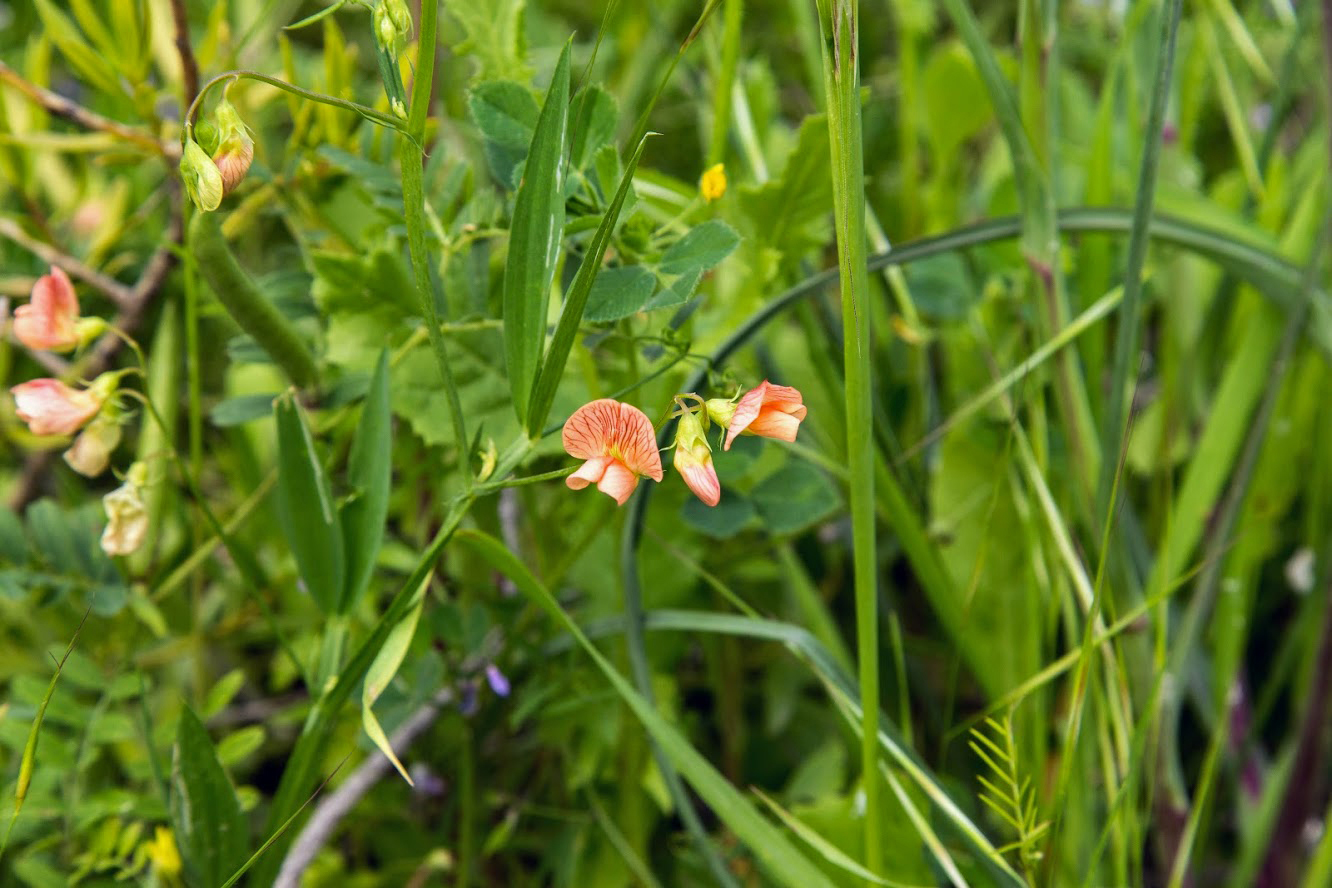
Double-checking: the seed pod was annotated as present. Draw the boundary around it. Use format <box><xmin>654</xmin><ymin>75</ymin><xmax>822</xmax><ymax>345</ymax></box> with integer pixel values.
<box><xmin>188</xmin><ymin>212</ymin><xmax>318</xmax><ymax>389</ymax></box>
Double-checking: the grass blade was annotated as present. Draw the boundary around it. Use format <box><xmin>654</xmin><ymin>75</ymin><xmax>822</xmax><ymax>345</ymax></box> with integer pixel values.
<box><xmin>456</xmin><ymin>529</ymin><xmax>836</xmax><ymax>888</ymax></box>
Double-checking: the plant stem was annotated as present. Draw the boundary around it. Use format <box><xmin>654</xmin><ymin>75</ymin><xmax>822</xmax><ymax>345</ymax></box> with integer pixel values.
<box><xmin>398</xmin><ymin>3</ymin><xmax>468</xmax><ymax>460</ymax></box>
<box><xmin>815</xmin><ymin>0</ymin><xmax>881</xmax><ymax>878</ymax></box>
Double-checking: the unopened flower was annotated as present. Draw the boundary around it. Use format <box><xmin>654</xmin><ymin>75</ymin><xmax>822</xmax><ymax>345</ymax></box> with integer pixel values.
<box><xmin>101</xmin><ymin>461</ymin><xmax>149</xmax><ymax>557</ymax></box>
<box><xmin>63</xmin><ymin>412</ymin><xmax>122</xmax><ymax>477</ymax></box>
<box><xmin>700</xmin><ymin>163</ymin><xmax>726</xmax><ymax>202</ymax></box>
<box><xmin>211</xmin><ymin>98</ymin><xmax>254</xmax><ymax>196</ymax></box>
<box><xmin>562</xmin><ymin>399</ymin><xmax>664</xmax><ymax>505</ymax></box>
<box><xmin>180</xmin><ymin>137</ymin><xmax>223</xmax><ymax>212</ymax></box>
<box><xmin>711</xmin><ymin>380</ymin><xmax>807</xmax><ymax>451</ymax></box>
<box><xmin>672</xmin><ymin>405</ymin><xmax>720</xmax><ymax>506</ymax></box>
<box><xmin>11</xmin><ymin>376</ymin><xmax>113</xmax><ymax>436</ymax></box>
<box><xmin>374</xmin><ymin>0</ymin><xmax>413</xmax><ymax>55</ymax></box>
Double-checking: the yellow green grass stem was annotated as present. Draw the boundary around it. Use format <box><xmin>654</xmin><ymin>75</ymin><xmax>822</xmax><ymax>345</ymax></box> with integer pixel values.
<box><xmin>1096</xmin><ymin>0</ymin><xmax>1184</xmax><ymax>522</ymax></box>
<box><xmin>814</xmin><ymin>0</ymin><xmax>881</xmax><ymax>878</ymax></box>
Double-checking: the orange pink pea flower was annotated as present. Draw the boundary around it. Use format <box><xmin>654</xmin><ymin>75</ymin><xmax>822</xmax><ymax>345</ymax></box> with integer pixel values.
<box><xmin>11</xmin><ymin>378</ymin><xmax>106</xmax><ymax>436</ymax></box>
<box><xmin>14</xmin><ymin>267</ymin><xmax>80</xmax><ymax>352</ymax></box>
<box><xmin>562</xmin><ymin>399</ymin><xmax>664</xmax><ymax>505</ymax></box>
<box><xmin>711</xmin><ymin>381</ymin><xmax>807</xmax><ymax>451</ymax></box>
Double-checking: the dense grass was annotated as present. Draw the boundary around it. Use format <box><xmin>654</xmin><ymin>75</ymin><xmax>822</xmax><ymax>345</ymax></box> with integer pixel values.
<box><xmin>1</xmin><ymin>0</ymin><xmax>1330</xmax><ymax>885</ymax></box>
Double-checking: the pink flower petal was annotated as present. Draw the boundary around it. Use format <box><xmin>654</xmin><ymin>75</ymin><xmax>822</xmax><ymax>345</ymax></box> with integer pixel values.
<box><xmin>747</xmin><ymin>409</ymin><xmax>802</xmax><ymax>443</ymax></box>
<box><xmin>596</xmin><ymin>460</ymin><xmax>640</xmax><ymax>505</ymax></box>
<box><xmin>14</xmin><ymin>266</ymin><xmax>80</xmax><ymax>351</ymax></box>
<box><xmin>724</xmin><ymin>380</ymin><xmax>806</xmax><ymax>449</ymax></box>
<box><xmin>562</xmin><ymin>399</ymin><xmax>663</xmax><ymax>481</ymax></box>
<box><xmin>678</xmin><ymin>460</ymin><xmax>720</xmax><ymax>507</ymax></box>
<box><xmin>566</xmin><ymin>455</ymin><xmax>612</xmax><ymax>490</ymax></box>
<box><xmin>11</xmin><ymin>378</ymin><xmax>102</xmax><ymax>436</ymax></box>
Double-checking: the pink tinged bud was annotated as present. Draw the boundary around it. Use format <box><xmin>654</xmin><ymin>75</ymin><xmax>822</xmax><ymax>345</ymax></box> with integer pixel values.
<box><xmin>723</xmin><ymin>380</ymin><xmax>807</xmax><ymax>451</ymax></box>
<box><xmin>211</xmin><ymin>99</ymin><xmax>255</xmax><ymax>196</ymax></box>
<box><xmin>213</xmin><ymin>141</ymin><xmax>253</xmax><ymax>195</ymax></box>
<box><xmin>63</xmin><ymin>413</ymin><xmax>122</xmax><ymax>477</ymax></box>
<box><xmin>562</xmin><ymin>399</ymin><xmax>664</xmax><ymax>506</ymax></box>
<box><xmin>101</xmin><ymin>462</ymin><xmax>148</xmax><ymax>557</ymax></box>
<box><xmin>672</xmin><ymin>408</ymin><xmax>720</xmax><ymax>507</ymax></box>
<box><xmin>14</xmin><ymin>266</ymin><xmax>79</xmax><ymax>351</ymax></box>
<box><xmin>11</xmin><ymin>378</ymin><xmax>105</xmax><ymax>436</ymax></box>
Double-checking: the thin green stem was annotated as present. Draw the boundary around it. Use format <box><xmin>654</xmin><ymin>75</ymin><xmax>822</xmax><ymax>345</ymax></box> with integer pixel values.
<box><xmin>399</xmin><ymin>2</ymin><xmax>468</xmax><ymax>462</ymax></box>
<box><xmin>815</xmin><ymin>0</ymin><xmax>881</xmax><ymax>878</ymax></box>
<box><xmin>183</xmin><ymin>70</ymin><xmax>409</xmax><ymax>140</ymax></box>
<box><xmin>1097</xmin><ymin>0</ymin><xmax>1185</xmax><ymax>520</ymax></box>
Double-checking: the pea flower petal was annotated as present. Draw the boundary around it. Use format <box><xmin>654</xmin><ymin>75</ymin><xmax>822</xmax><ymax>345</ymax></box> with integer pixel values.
<box><xmin>723</xmin><ymin>380</ymin><xmax>807</xmax><ymax>451</ymax></box>
<box><xmin>11</xmin><ymin>378</ymin><xmax>105</xmax><ymax>436</ymax></box>
<box><xmin>562</xmin><ymin>399</ymin><xmax>663</xmax><ymax>505</ymax></box>
<box><xmin>14</xmin><ymin>266</ymin><xmax>79</xmax><ymax>352</ymax></box>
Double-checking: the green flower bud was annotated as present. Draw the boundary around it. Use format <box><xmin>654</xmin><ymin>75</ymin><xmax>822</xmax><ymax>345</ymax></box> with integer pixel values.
<box><xmin>180</xmin><ymin>138</ymin><xmax>223</xmax><ymax>212</ymax></box>
<box><xmin>193</xmin><ymin>118</ymin><xmax>220</xmax><ymax>155</ymax></box>
<box><xmin>374</xmin><ymin>0</ymin><xmax>412</xmax><ymax>55</ymax></box>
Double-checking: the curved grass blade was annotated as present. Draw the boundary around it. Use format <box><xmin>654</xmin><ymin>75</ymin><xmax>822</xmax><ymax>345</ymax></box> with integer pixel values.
<box><xmin>455</xmin><ymin>529</ymin><xmax>837</xmax><ymax>888</ymax></box>
<box><xmin>0</xmin><ymin>608</ymin><xmax>90</xmax><ymax>862</ymax></box>
<box><xmin>566</xmin><ymin>608</ymin><xmax>1028</xmax><ymax>887</ymax></box>
<box><xmin>504</xmin><ymin>41</ymin><xmax>571</xmax><ymax>422</ymax></box>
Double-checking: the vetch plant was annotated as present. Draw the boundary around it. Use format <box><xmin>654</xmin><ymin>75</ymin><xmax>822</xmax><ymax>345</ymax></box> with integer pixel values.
<box><xmin>562</xmin><ymin>382</ymin><xmax>807</xmax><ymax>507</ymax></box>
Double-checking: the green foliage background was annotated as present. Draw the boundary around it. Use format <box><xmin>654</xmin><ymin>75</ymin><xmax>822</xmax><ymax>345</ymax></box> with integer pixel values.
<box><xmin>1</xmin><ymin>0</ymin><xmax>1331</xmax><ymax>885</ymax></box>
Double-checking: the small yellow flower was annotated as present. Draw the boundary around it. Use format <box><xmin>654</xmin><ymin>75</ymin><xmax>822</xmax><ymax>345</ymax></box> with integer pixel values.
<box><xmin>146</xmin><ymin>826</ymin><xmax>182</xmax><ymax>877</ymax></box>
<box><xmin>700</xmin><ymin>163</ymin><xmax>726</xmax><ymax>202</ymax></box>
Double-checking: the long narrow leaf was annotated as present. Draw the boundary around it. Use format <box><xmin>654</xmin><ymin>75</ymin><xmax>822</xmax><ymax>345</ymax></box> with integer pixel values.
<box><xmin>361</xmin><ymin>572</ymin><xmax>429</xmax><ymax>784</ymax></box>
<box><xmin>340</xmin><ymin>350</ymin><xmax>392</xmax><ymax>613</ymax></box>
<box><xmin>274</xmin><ymin>392</ymin><xmax>345</xmax><ymax>614</ymax></box>
<box><xmin>527</xmin><ymin>134</ymin><xmax>650</xmax><ymax>435</ymax></box>
<box><xmin>504</xmin><ymin>41</ymin><xmax>571</xmax><ymax>421</ymax></box>
<box><xmin>171</xmin><ymin>705</ymin><xmax>248</xmax><ymax>888</ymax></box>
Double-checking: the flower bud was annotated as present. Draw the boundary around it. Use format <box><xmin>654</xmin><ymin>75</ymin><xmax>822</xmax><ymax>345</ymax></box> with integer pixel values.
<box><xmin>63</xmin><ymin>412</ymin><xmax>122</xmax><ymax>477</ymax></box>
<box><xmin>374</xmin><ymin>0</ymin><xmax>412</xmax><ymax>55</ymax></box>
<box><xmin>101</xmin><ymin>461</ymin><xmax>149</xmax><ymax>557</ymax></box>
<box><xmin>210</xmin><ymin>99</ymin><xmax>254</xmax><ymax>196</ymax></box>
<box><xmin>672</xmin><ymin>407</ymin><xmax>720</xmax><ymax>507</ymax></box>
<box><xmin>180</xmin><ymin>137</ymin><xmax>223</xmax><ymax>212</ymax></box>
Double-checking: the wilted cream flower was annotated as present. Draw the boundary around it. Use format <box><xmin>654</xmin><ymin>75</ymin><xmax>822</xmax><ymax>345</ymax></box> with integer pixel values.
<box><xmin>101</xmin><ymin>462</ymin><xmax>149</xmax><ymax>557</ymax></box>
<box><xmin>64</xmin><ymin>413</ymin><xmax>122</xmax><ymax>477</ymax></box>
